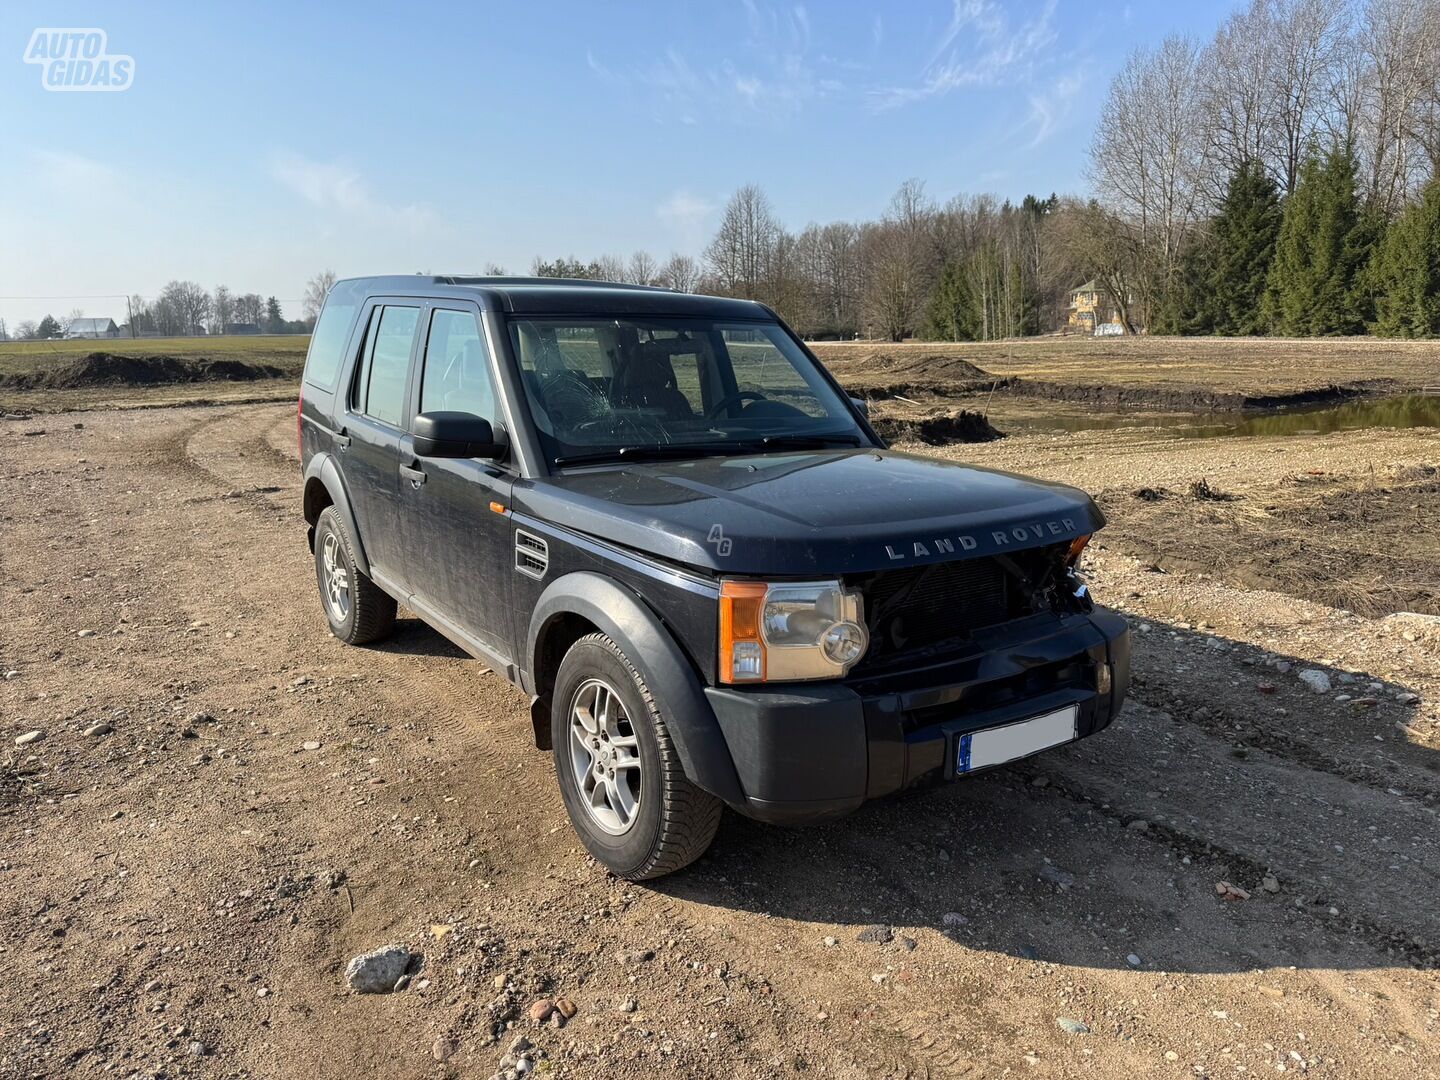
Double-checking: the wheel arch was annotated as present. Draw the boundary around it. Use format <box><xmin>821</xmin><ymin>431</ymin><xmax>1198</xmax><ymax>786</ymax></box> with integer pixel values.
<box><xmin>526</xmin><ymin>572</ymin><xmax>744</xmax><ymax>808</ymax></box>
<box><xmin>302</xmin><ymin>453</ymin><xmax>370</xmax><ymax>575</ymax></box>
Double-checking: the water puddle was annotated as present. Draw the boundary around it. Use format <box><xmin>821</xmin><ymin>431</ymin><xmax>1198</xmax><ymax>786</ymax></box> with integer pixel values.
<box><xmin>1008</xmin><ymin>394</ymin><xmax>1440</xmax><ymax>438</ymax></box>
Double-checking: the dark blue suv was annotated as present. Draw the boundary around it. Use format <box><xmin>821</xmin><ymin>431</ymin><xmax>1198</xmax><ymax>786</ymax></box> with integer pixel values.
<box><xmin>298</xmin><ymin>276</ymin><xmax>1130</xmax><ymax>879</ymax></box>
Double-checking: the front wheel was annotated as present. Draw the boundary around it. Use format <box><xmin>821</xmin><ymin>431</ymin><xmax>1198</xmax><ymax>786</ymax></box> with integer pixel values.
<box><xmin>313</xmin><ymin>506</ymin><xmax>396</xmax><ymax>645</ymax></box>
<box><xmin>551</xmin><ymin>633</ymin><xmax>721</xmax><ymax>880</ymax></box>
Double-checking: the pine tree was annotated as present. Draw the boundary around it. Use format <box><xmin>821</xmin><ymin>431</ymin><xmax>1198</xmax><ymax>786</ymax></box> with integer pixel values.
<box><xmin>1209</xmin><ymin>161</ymin><xmax>1282</xmax><ymax>335</ymax></box>
<box><xmin>36</xmin><ymin>314</ymin><xmax>61</xmax><ymax>339</ymax></box>
<box><xmin>1266</xmin><ymin>148</ymin><xmax>1372</xmax><ymax>335</ymax></box>
<box><xmin>1372</xmin><ymin>178</ymin><xmax>1440</xmax><ymax>337</ymax></box>
<box><xmin>924</xmin><ymin>261</ymin><xmax>979</xmax><ymax>341</ymax></box>
<box><xmin>265</xmin><ymin>296</ymin><xmax>283</xmax><ymax>333</ymax></box>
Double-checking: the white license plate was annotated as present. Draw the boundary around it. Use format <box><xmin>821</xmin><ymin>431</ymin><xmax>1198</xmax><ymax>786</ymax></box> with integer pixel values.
<box><xmin>955</xmin><ymin>706</ymin><xmax>1078</xmax><ymax>775</ymax></box>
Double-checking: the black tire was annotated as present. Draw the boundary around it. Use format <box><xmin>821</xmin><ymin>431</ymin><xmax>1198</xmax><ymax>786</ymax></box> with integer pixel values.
<box><xmin>551</xmin><ymin>633</ymin><xmax>722</xmax><ymax>880</ymax></box>
<box><xmin>313</xmin><ymin>506</ymin><xmax>396</xmax><ymax>645</ymax></box>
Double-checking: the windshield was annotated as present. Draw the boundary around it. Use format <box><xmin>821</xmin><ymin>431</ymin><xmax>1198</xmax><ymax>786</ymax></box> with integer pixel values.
<box><xmin>506</xmin><ymin>316</ymin><xmax>870</xmax><ymax>465</ymax></box>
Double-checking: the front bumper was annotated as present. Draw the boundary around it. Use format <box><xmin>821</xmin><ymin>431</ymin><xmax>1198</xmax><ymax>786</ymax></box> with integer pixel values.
<box><xmin>704</xmin><ymin>608</ymin><xmax>1131</xmax><ymax>825</ymax></box>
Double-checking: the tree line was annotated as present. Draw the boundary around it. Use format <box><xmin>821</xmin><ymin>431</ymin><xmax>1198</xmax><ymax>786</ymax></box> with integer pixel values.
<box><xmin>2</xmin><ymin>271</ymin><xmax>339</xmax><ymax>340</ymax></box>
<box><xmin>533</xmin><ymin>0</ymin><xmax>1440</xmax><ymax>341</ymax></box>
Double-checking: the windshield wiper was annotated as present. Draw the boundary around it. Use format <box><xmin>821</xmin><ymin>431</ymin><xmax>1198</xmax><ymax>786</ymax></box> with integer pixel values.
<box><xmin>553</xmin><ymin>443</ymin><xmax>736</xmax><ymax>467</ymax></box>
<box><xmin>744</xmin><ymin>433</ymin><xmax>866</xmax><ymax>451</ymax></box>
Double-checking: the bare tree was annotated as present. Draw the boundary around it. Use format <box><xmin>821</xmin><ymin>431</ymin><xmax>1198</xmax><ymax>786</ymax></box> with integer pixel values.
<box><xmin>1090</xmin><ymin>36</ymin><xmax>1210</xmax><ymax>327</ymax></box>
<box><xmin>1054</xmin><ymin>199</ymin><xmax>1145</xmax><ymax>335</ymax></box>
<box><xmin>233</xmin><ymin>293</ymin><xmax>265</xmax><ymax>326</ymax></box>
<box><xmin>625</xmin><ymin>250</ymin><xmax>658</xmax><ymax>285</ymax></box>
<box><xmin>1358</xmin><ymin>0</ymin><xmax>1440</xmax><ymax>214</ymax></box>
<box><xmin>657</xmin><ymin>253</ymin><xmax>700</xmax><ymax>292</ymax></box>
<box><xmin>1268</xmin><ymin>0</ymin><xmax>1351</xmax><ymax>194</ymax></box>
<box><xmin>705</xmin><ymin>185</ymin><xmax>780</xmax><ymax>300</ymax></box>
<box><xmin>156</xmin><ymin>281</ymin><xmax>211</xmax><ymax>336</ymax></box>
<box><xmin>302</xmin><ymin>270</ymin><xmax>338</xmax><ymax>323</ymax></box>
<box><xmin>211</xmin><ymin>285</ymin><xmax>235</xmax><ymax>334</ymax></box>
<box><xmin>61</xmin><ymin>308</ymin><xmax>86</xmax><ymax>333</ymax></box>
<box><xmin>1202</xmin><ymin>2</ymin><xmax>1280</xmax><ymax>190</ymax></box>
<box><xmin>15</xmin><ymin>320</ymin><xmax>38</xmax><ymax>340</ymax></box>
<box><xmin>796</xmin><ymin>221</ymin><xmax>863</xmax><ymax>337</ymax></box>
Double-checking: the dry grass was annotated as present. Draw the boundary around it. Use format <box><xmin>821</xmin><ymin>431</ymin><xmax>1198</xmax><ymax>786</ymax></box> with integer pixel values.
<box><xmin>0</xmin><ymin>336</ymin><xmax>307</xmax><ymax>413</ymax></box>
<box><xmin>0</xmin><ymin>335</ymin><xmax>309</xmax><ymax>380</ymax></box>
<box><xmin>811</xmin><ymin>336</ymin><xmax>1440</xmax><ymax>397</ymax></box>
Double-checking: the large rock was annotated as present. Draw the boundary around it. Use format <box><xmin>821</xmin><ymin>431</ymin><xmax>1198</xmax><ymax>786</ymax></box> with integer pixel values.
<box><xmin>1297</xmin><ymin>669</ymin><xmax>1332</xmax><ymax>694</ymax></box>
<box><xmin>344</xmin><ymin>946</ymin><xmax>416</xmax><ymax>993</ymax></box>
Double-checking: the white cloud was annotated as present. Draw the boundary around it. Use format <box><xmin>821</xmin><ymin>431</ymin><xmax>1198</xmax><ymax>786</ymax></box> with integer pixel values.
<box><xmin>269</xmin><ymin>152</ymin><xmax>435</xmax><ymax>229</ymax></box>
<box><xmin>869</xmin><ymin>0</ymin><xmax>1059</xmax><ymax>111</ymax></box>
<box><xmin>1024</xmin><ymin>69</ymin><xmax>1085</xmax><ymax>147</ymax></box>
<box><xmin>657</xmin><ymin>190</ymin><xmax>716</xmax><ymax>251</ymax></box>
<box><xmin>590</xmin><ymin>0</ymin><xmax>830</xmax><ymax>122</ymax></box>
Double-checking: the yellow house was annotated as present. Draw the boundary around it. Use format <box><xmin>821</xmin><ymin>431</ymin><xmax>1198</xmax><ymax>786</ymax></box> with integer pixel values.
<box><xmin>1067</xmin><ymin>280</ymin><xmax>1125</xmax><ymax>334</ymax></box>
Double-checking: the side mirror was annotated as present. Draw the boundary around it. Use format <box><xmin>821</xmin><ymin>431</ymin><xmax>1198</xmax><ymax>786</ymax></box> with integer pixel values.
<box><xmin>412</xmin><ymin>411</ymin><xmax>505</xmax><ymax>459</ymax></box>
<box><xmin>849</xmin><ymin>396</ymin><xmax>870</xmax><ymax>419</ymax></box>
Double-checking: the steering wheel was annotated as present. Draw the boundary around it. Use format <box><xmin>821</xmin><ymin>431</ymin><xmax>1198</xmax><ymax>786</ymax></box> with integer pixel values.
<box><xmin>705</xmin><ymin>389</ymin><xmax>768</xmax><ymax>419</ymax></box>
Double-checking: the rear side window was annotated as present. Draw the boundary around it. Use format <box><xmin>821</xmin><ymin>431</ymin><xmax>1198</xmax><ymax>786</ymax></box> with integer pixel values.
<box><xmin>303</xmin><ymin>279</ymin><xmax>366</xmax><ymax>389</ymax></box>
<box><xmin>354</xmin><ymin>305</ymin><xmax>419</xmax><ymax>426</ymax></box>
<box><xmin>420</xmin><ymin>309</ymin><xmax>496</xmax><ymax>422</ymax></box>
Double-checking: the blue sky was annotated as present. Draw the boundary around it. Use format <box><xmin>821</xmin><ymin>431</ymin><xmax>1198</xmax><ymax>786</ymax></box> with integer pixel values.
<box><xmin>1</xmin><ymin>1</ymin><xmax>1231</xmax><ymax>327</ymax></box>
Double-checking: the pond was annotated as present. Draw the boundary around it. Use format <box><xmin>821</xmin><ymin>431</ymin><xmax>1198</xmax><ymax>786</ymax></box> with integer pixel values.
<box><xmin>1006</xmin><ymin>393</ymin><xmax>1440</xmax><ymax>438</ymax></box>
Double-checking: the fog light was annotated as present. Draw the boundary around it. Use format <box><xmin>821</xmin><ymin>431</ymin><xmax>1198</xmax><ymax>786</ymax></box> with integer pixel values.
<box><xmin>731</xmin><ymin>641</ymin><xmax>764</xmax><ymax>681</ymax></box>
<box><xmin>1096</xmin><ymin>661</ymin><xmax>1112</xmax><ymax>697</ymax></box>
<box><xmin>821</xmin><ymin>621</ymin><xmax>866</xmax><ymax>666</ymax></box>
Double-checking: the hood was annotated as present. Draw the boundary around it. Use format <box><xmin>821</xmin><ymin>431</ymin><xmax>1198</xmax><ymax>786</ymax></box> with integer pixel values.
<box><xmin>515</xmin><ymin>448</ymin><xmax>1103</xmax><ymax>576</ymax></box>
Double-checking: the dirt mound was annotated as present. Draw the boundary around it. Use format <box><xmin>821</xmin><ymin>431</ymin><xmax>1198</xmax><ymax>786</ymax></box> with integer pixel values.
<box><xmin>2</xmin><ymin>352</ymin><xmax>288</xmax><ymax>391</ymax></box>
<box><xmin>872</xmin><ymin>410</ymin><xmax>1005</xmax><ymax>445</ymax></box>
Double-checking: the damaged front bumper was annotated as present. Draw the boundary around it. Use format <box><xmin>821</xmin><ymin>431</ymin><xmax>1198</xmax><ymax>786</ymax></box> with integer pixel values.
<box><xmin>704</xmin><ymin>608</ymin><xmax>1131</xmax><ymax>825</ymax></box>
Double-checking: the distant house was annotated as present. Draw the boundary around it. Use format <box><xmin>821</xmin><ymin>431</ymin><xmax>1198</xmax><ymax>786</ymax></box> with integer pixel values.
<box><xmin>1066</xmin><ymin>281</ymin><xmax>1126</xmax><ymax>335</ymax></box>
<box><xmin>225</xmin><ymin>322</ymin><xmax>262</xmax><ymax>335</ymax></box>
<box><xmin>65</xmin><ymin>317</ymin><xmax>120</xmax><ymax>339</ymax></box>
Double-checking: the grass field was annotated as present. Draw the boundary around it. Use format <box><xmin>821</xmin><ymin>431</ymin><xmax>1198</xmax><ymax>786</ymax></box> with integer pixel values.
<box><xmin>5</xmin><ymin>332</ymin><xmax>1440</xmax><ymax>414</ymax></box>
<box><xmin>811</xmin><ymin>335</ymin><xmax>1440</xmax><ymax>399</ymax></box>
<box><xmin>0</xmin><ymin>334</ymin><xmax>309</xmax><ymax>380</ymax></box>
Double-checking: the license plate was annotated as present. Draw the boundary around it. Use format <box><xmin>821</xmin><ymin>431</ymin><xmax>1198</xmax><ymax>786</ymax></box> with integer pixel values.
<box><xmin>955</xmin><ymin>706</ymin><xmax>1078</xmax><ymax>775</ymax></box>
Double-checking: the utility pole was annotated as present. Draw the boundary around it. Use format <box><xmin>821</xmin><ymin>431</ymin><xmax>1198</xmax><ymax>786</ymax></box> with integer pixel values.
<box><xmin>126</xmin><ymin>295</ymin><xmax>136</xmax><ymax>339</ymax></box>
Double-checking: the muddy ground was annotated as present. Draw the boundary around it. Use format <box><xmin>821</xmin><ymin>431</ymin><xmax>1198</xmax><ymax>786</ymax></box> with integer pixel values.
<box><xmin>2</xmin><ymin>403</ymin><xmax>1438</xmax><ymax>1079</ymax></box>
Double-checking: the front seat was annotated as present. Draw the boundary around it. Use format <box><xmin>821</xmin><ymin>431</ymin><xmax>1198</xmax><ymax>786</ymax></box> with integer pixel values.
<box><xmin>612</xmin><ymin>348</ymin><xmax>692</xmax><ymax>419</ymax></box>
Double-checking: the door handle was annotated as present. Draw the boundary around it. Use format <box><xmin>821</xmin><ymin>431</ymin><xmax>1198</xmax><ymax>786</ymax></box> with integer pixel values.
<box><xmin>334</xmin><ymin>428</ymin><xmax>351</xmax><ymax>450</ymax></box>
<box><xmin>399</xmin><ymin>462</ymin><xmax>427</xmax><ymax>487</ymax></box>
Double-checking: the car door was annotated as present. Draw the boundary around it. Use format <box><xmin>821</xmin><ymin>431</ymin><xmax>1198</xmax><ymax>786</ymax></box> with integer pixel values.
<box><xmin>343</xmin><ymin>299</ymin><xmax>422</xmax><ymax>590</ymax></box>
<box><xmin>398</xmin><ymin>302</ymin><xmax>514</xmax><ymax>657</ymax></box>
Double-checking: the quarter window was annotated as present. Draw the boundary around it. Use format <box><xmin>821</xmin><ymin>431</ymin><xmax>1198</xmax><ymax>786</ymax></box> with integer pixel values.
<box><xmin>356</xmin><ymin>305</ymin><xmax>419</xmax><ymax>426</ymax></box>
<box><xmin>420</xmin><ymin>309</ymin><xmax>496</xmax><ymax>421</ymax></box>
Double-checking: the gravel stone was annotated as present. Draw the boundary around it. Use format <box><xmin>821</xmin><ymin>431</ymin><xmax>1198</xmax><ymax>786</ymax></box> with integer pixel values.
<box><xmin>344</xmin><ymin>945</ymin><xmax>415</xmax><ymax>993</ymax></box>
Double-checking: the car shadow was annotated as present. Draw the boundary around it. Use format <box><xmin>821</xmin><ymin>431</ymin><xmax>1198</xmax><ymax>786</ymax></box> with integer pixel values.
<box><xmin>652</xmin><ymin>619</ymin><xmax>1437</xmax><ymax>976</ymax></box>
<box><xmin>369</xmin><ymin>616</ymin><xmax>468</xmax><ymax>660</ymax></box>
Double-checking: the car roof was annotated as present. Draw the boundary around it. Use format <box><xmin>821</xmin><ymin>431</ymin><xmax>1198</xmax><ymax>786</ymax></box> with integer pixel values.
<box><xmin>336</xmin><ymin>275</ymin><xmax>773</xmax><ymax>319</ymax></box>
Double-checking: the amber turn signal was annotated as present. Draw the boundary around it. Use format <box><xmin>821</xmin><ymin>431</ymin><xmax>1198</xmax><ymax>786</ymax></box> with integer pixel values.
<box><xmin>718</xmin><ymin>580</ymin><xmax>768</xmax><ymax>683</ymax></box>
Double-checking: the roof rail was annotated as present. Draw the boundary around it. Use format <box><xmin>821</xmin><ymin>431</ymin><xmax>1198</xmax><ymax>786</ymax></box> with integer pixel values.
<box><xmin>434</xmin><ymin>275</ymin><xmax>676</xmax><ymax>293</ymax></box>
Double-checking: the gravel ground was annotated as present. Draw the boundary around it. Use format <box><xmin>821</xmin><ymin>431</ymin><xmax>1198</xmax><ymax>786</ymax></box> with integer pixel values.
<box><xmin>1</xmin><ymin>404</ymin><xmax>1437</xmax><ymax>1079</ymax></box>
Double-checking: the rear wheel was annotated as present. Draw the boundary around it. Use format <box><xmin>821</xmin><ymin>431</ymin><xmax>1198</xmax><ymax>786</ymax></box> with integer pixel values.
<box><xmin>552</xmin><ymin>633</ymin><xmax>721</xmax><ymax>880</ymax></box>
<box><xmin>313</xmin><ymin>506</ymin><xmax>396</xmax><ymax>645</ymax></box>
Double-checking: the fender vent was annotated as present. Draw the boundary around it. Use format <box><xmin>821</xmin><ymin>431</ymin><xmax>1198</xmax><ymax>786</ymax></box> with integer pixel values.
<box><xmin>515</xmin><ymin>530</ymin><xmax>549</xmax><ymax>579</ymax></box>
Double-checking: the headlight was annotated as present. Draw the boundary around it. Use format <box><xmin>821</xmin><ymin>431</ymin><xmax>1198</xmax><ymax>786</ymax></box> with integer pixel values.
<box><xmin>718</xmin><ymin>579</ymin><xmax>868</xmax><ymax>683</ymax></box>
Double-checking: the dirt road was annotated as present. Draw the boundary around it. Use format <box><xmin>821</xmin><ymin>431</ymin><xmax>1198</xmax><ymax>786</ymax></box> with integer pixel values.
<box><xmin>2</xmin><ymin>404</ymin><xmax>1437</xmax><ymax>1079</ymax></box>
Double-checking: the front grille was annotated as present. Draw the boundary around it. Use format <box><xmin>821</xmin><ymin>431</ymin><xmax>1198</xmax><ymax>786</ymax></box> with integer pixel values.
<box><xmin>853</xmin><ymin>545</ymin><xmax>1073</xmax><ymax>670</ymax></box>
<box><xmin>859</xmin><ymin>558</ymin><xmax>1015</xmax><ymax>662</ymax></box>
